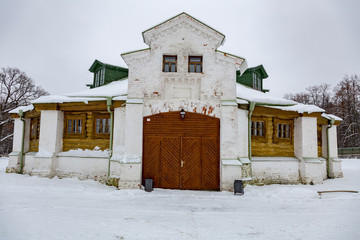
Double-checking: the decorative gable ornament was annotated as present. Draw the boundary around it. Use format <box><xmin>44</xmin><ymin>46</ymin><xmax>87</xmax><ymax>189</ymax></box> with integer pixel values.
<box><xmin>142</xmin><ymin>12</ymin><xmax>226</xmax><ymax>48</ymax></box>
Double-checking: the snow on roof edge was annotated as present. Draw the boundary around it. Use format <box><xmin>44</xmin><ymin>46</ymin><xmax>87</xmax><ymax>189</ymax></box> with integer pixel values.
<box><xmin>9</xmin><ymin>104</ymin><xmax>34</xmax><ymax>114</ymax></box>
<box><xmin>322</xmin><ymin>113</ymin><xmax>343</xmax><ymax>121</ymax></box>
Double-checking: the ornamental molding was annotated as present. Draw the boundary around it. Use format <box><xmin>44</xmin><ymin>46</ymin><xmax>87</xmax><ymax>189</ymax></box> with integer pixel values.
<box><xmin>143</xmin><ymin>15</ymin><xmax>224</xmax><ymax>48</ymax></box>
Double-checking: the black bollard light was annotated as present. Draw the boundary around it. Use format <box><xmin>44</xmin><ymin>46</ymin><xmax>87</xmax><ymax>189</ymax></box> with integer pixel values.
<box><xmin>145</xmin><ymin>179</ymin><xmax>153</xmax><ymax>192</ymax></box>
<box><xmin>234</xmin><ymin>180</ymin><xmax>244</xmax><ymax>195</ymax></box>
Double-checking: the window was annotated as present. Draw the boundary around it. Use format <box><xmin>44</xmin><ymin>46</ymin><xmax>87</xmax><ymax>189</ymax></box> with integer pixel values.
<box><xmin>100</xmin><ymin>69</ymin><xmax>105</xmax><ymax>85</ymax></box>
<box><xmin>163</xmin><ymin>56</ymin><xmax>177</xmax><ymax>72</ymax></box>
<box><xmin>64</xmin><ymin>113</ymin><xmax>87</xmax><ymax>139</ymax></box>
<box><xmin>189</xmin><ymin>56</ymin><xmax>202</xmax><ymax>73</ymax></box>
<box><xmin>252</xmin><ymin>73</ymin><xmax>262</xmax><ymax>91</ymax></box>
<box><xmin>273</xmin><ymin>118</ymin><xmax>293</xmax><ymax>143</ymax></box>
<box><xmin>276</xmin><ymin>123</ymin><xmax>290</xmax><ymax>138</ymax></box>
<box><xmin>30</xmin><ymin>117</ymin><xmax>40</xmax><ymax>140</ymax></box>
<box><xmin>251</xmin><ymin>120</ymin><xmax>265</xmax><ymax>137</ymax></box>
<box><xmin>93</xmin><ymin>113</ymin><xmax>111</xmax><ymax>139</ymax></box>
<box><xmin>94</xmin><ymin>69</ymin><xmax>105</xmax><ymax>87</ymax></box>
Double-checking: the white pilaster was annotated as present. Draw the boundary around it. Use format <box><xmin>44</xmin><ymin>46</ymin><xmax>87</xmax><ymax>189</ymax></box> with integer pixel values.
<box><xmin>322</xmin><ymin>125</ymin><xmax>342</xmax><ymax>178</ymax></box>
<box><xmin>294</xmin><ymin>117</ymin><xmax>323</xmax><ymax>184</ymax></box>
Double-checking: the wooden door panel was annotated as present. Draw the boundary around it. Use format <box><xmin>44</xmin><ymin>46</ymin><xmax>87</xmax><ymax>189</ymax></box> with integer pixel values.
<box><xmin>160</xmin><ymin>137</ymin><xmax>181</xmax><ymax>189</ymax></box>
<box><xmin>181</xmin><ymin>137</ymin><xmax>202</xmax><ymax>190</ymax></box>
<box><xmin>143</xmin><ymin>137</ymin><xmax>161</xmax><ymax>187</ymax></box>
<box><xmin>202</xmin><ymin>137</ymin><xmax>219</xmax><ymax>190</ymax></box>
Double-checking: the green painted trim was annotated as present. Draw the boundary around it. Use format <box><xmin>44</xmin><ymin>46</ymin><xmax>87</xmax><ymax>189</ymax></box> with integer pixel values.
<box><xmin>141</xmin><ymin>12</ymin><xmax>225</xmax><ymax>45</ymax></box>
<box><xmin>215</xmin><ymin>50</ymin><xmax>245</xmax><ymax>61</ymax></box>
<box><xmin>89</xmin><ymin>59</ymin><xmax>128</xmax><ymax>72</ymax></box>
<box><xmin>121</xmin><ymin>48</ymin><xmax>151</xmax><ymax>56</ymax></box>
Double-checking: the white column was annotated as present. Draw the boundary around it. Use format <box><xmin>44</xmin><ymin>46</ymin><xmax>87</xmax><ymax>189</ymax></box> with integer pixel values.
<box><xmin>7</xmin><ymin>118</ymin><xmax>30</xmax><ymax>172</ymax></box>
<box><xmin>12</xmin><ymin>118</ymin><xmax>30</xmax><ymax>153</ymax></box>
<box><xmin>117</xmin><ymin>99</ymin><xmax>143</xmax><ymax>189</ymax></box>
<box><xmin>112</xmin><ymin>107</ymin><xmax>126</xmax><ymax>154</ymax></box>
<box><xmin>294</xmin><ymin>117</ymin><xmax>323</xmax><ymax>184</ymax></box>
<box><xmin>220</xmin><ymin>101</ymin><xmax>242</xmax><ymax>191</ymax></box>
<box><xmin>322</xmin><ymin>125</ymin><xmax>342</xmax><ymax>178</ymax></box>
<box><xmin>38</xmin><ymin>110</ymin><xmax>64</xmax><ymax>156</ymax></box>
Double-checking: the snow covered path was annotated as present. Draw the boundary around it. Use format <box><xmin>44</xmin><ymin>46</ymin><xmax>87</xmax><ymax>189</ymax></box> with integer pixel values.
<box><xmin>0</xmin><ymin>158</ymin><xmax>359</xmax><ymax>240</ymax></box>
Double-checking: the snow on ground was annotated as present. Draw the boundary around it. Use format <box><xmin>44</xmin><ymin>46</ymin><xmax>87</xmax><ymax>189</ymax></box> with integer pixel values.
<box><xmin>0</xmin><ymin>157</ymin><xmax>359</xmax><ymax>240</ymax></box>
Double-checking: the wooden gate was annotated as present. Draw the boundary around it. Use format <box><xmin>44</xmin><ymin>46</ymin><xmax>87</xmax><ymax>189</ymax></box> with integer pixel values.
<box><xmin>143</xmin><ymin>111</ymin><xmax>220</xmax><ymax>190</ymax></box>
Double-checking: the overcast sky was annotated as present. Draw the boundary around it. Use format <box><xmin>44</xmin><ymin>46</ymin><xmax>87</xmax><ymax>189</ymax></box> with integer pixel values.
<box><xmin>1</xmin><ymin>0</ymin><xmax>359</xmax><ymax>97</ymax></box>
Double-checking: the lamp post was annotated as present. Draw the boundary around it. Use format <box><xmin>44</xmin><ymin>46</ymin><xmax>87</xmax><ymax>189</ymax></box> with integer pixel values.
<box><xmin>180</xmin><ymin>109</ymin><xmax>186</xmax><ymax>119</ymax></box>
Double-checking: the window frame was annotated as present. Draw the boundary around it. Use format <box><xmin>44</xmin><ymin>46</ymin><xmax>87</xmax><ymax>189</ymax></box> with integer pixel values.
<box><xmin>92</xmin><ymin>113</ymin><xmax>111</xmax><ymax>139</ymax></box>
<box><xmin>30</xmin><ymin>117</ymin><xmax>40</xmax><ymax>140</ymax></box>
<box><xmin>163</xmin><ymin>55</ymin><xmax>177</xmax><ymax>72</ymax></box>
<box><xmin>273</xmin><ymin>118</ymin><xmax>293</xmax><ymax>143</ymax></box>
<box><xmin>251</xmin><ymin>117</ymin><xmax>267</xmax><ymax>142</ymax></box>
<box><xmin>188</xmin><ymin>56</ymin><xmax>203</xmax><ymax>73</ymax></box>
<box><xmin>64</xmin><ymin>113</ymin><xmax>87</xmax><ymax>139</ymax></box>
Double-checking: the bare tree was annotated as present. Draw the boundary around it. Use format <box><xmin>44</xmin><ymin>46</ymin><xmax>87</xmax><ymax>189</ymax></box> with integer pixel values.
<box><xmin>0</xmin><ymin>67</ymin><xmax>48</xmax><ymax>155</ymax></box>
<box><xmin>306</xmin><ymin>83</ymin><xmax>332</xmax><ymax>110</ymax></box>
<box><xmin>332</xmin><ymin>74</ymin><xmax>360</xmax><ymax>148</ymax></box>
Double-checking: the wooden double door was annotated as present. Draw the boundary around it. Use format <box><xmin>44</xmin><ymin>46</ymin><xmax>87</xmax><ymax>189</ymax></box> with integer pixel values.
<box><xmin>143</xmin><ymin>111</ymin><xmax>220</xmax><ymax>190</ymax></box>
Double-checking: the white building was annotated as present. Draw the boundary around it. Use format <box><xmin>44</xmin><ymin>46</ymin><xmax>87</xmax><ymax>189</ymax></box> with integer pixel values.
<box><xmin>7</xmin><ymin>13</ymin><xmax>343</xmax><ymax>191</ymax></box>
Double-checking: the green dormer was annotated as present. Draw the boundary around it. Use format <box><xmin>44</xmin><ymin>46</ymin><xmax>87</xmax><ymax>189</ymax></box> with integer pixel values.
<box><xmin>236</xmin><ymin>65</ymin><xmax>269</xmax><ymax>92</ymax></box>
<box><xmin>88</xmin><ymin>60</ymin><xmax>128</xmax><ymax>88</ymax></box>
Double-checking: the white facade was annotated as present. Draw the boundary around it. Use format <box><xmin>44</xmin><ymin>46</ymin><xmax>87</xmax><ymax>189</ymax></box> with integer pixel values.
<box><xmin>7</xmin><ymin>13</ymin><xmax>343</xmax><ymax>190</ymax></box>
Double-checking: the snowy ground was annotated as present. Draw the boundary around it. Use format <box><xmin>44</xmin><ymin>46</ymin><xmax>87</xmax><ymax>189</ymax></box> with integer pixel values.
<box><xmin>0</xmin><ymin>158</ymin><xmax>359</xmax><ymax>240</ymax></box>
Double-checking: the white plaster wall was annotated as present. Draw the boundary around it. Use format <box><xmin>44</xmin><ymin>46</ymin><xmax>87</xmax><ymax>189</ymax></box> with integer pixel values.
<box><xmin>322</xmin><ymin>124</ymin><xmax>338</xmax><ymax>159</ymax></box>
<box><xmin>328</xmin><ymin>125</ymin><xmax>338</xmax><ymax>158</ymax></box>
<box><xmin>251</xmin><ymin>158</ymin><xmax>300</xmax><ymax>184</ymax></box>
<box><xmin>22</xmin><ymin>153</ymin><xmax>54</xmax><ymax>177</ymax></box>
<box><xmin>221</xmin><ymin>164</ymin><xmax>242</xmax><ymax>191</ymax></box>
<box><xmin>56</xmin><ymin>156</ymin><xmax>108</xmax><ymax>181</ymax></box>
<box><xmin>113</xmin><ymin>107</ymin><xmax>126</xmax><ymax>154</ymax></box>
<box><xmin>295</xmin><ymin>117</ymin><xmax>318</xmax><ymax>158</ymax></box>
<box><xmin>124</xmin><ymin>103</ymin><xmax>143</xmax><ymax>157</ymax></box>
<box><xmin>237</xmin><ymin>109</ymin><xmax>248</xmax><ymax>157</ymax></box>
<box><xmin>118</xmin><ymin>163</ymin><xmax>142</xmax><ymax>189</ymax></box>
<box><xmin>38</xmin><ymin>110</ymin><xmax>64</xmax><ymax>155</ymax></box>
<box><xmin>12</xmin><ymin>118</ymin><xmax>30</xmax><ymax>152</ymax></box>
<box><xmin>220</xmin><ymin>105</ymin><xmax>239</xmax><ymax>159</ymax></box>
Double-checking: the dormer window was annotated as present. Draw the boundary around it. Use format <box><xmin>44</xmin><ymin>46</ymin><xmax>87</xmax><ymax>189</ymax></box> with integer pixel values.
<box><xmin>163</xmin><ymin>56</ymin><xmax>177</xmax><ymax>72</ymax></box>
<box><xmin>252</xmin><ymin>73</ymin><xmax>262</xmax><ymax>91</ymax></box>
<box><xmin>95</xmin><ymin>69</ymin><xmax>105</xmax><ymax>87</ymax></box>
<box><xmin>189</xmin><ymin>56</ymin><xmax>202</xmax><ymax>73</ymax></box>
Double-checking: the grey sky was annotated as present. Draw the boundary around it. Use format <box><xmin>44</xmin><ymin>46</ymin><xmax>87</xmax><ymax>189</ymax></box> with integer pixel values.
<box><xmin>0</xmin><ymin>0</ymin><xmax>359</xmax><ymax>97</ymax></box>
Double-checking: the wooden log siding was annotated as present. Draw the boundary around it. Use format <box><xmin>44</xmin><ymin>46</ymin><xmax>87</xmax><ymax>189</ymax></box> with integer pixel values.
<box><xmin>29</xmin><ymin>117</ymin><xmax>40</xmax><ymax>152</ymax></box>
<box><xmin>62</xmin><ymin>111</ymin><xmax>110</xmax><ymax>151</ymax></box>
<box><xmin>317</xmin><ymin>125</ymin><xmax>323</xmax><ymax>157</ymax></box>
<box><xmin>251</xmin><ymin>107</ymin><xmax>297</xmax><ymax>157</ymax></box>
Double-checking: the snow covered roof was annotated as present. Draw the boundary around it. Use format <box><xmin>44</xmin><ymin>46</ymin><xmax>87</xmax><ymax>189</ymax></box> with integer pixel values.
<box><xmin>322</xmin><ymin>113</ymin><xmax>343</xmax><ymax>121</ymax></box>
<box><xmin>267</xmin><ymin>104</ymin><xmax>325</xmax><ymax>114</ymax></box>
<box><xmin>236</xmin><ymin>83</ymin><xmax>297</xmax><ymax>106</ymax></box>
<box><xmin>236</xmin><ymin>83</ymin><xmax>326</xmax><ymax>114</ymax></box>
<box><xmin>9</xmin><ymin>104</ymin><xmax>34</xmax><ymax>114</ymax></box>
<box><xmin>65</xmin><ymin>79</ymin><xmax>128</xmax><ymax>98</ymax></box>
<box><xmin>32</xmin><ymin>79</ymin><xmax>128</xmax><ymax>104</ymax></box>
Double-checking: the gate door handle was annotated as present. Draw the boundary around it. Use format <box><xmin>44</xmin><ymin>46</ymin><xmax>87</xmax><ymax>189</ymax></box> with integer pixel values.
<box><xmin>181</xmin><ymin>160</ymin><xmax>185</xmax><ymax>168</ymax></box>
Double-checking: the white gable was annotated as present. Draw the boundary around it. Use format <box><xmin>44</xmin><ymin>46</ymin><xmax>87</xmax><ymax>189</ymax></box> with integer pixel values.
<box><xmin>142</xmin><ymin>13</ymin><xmax>225</xmax><ymax>49</ymax></box>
